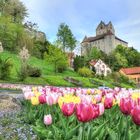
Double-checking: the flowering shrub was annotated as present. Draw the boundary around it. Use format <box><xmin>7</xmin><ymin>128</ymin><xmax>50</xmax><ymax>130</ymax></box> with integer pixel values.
<box><xmin>22</xmin><ymin>86</ymin><xmax>140</xmax><ymax>139</ymax></box>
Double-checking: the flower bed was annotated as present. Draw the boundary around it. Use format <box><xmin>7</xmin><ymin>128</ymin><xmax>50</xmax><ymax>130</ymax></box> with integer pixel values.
<box><xmin>22</xmin><ymin>86</ymin><xmax>140</xmax><ymax>139</ymax></box>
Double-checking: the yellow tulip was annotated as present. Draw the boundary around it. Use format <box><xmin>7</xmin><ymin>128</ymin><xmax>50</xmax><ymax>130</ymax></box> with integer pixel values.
<box><xmin>31</xmin><ymin>97</ymin><xmax>39</xmax><ymax>105</ymax></box>
<box><xmin>87</xmin><ymin>89</ymin><xmax>91</xmax><ymax>94</ymax></box>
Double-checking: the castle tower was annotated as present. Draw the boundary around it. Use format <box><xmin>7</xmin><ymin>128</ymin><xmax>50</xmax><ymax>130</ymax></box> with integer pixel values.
<box><xmin>96</xmin><ymin>21</ymin><xmax>115</xmax><ymax>36</ymax></box>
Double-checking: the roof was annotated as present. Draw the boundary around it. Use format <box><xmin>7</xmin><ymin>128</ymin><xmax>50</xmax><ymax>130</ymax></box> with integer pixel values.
<box><xmin>115</xmin><ymin>36</ymin><xmax>128</xmax><ymax>44</ymax></box>
<box><xmin>89</xmin><ymin>60</ymin><xmax>98</xmax><ymax>66</ymax></box>
<box><xmin>81</xmin><ymin>32</ymin><xmax>128</xmax><ymax>44</ymax></box>
<box><xmin>120</xmin><ymin>67</ymin><xmax>140</xmax><ymax>75</ymax></box>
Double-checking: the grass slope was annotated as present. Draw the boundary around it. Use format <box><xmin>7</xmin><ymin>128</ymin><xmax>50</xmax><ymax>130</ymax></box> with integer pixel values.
<box><xmin>0</xmin><ymin>51</ymin><xmax>136</xmax><ymax>88</ymax></box>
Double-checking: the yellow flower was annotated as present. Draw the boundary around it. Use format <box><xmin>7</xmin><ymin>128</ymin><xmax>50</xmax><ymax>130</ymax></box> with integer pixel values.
<box><xmin>34</xmin><ymin>92</ymin><xmax>41</xmax><ymax>97</ymax></box>
<box><xmin>101</xmin><ymin>97</ymin><xmax>105</xmax><ymax>103</ymax></box>
<box><xmin>131</xmin><ymin>93</ymin><xmax>140</xmax><ymax>101</ymax></box>
<box><xmin>58</xmin><ymin>96</ymin><xmax>64</xmax><ymax>108</ymax></box>
<box><xmin>31</xmin><ymin>97</ymin><xmax>39</xmax><ymax>105</ymax></box>
<box><xmin>87</xmin><ymin>89</ymin><xmax>91</xmax><ymax>94</ymax></box>
<box><xmin>113</xmin><ymin>99</ymin><xmax>117</xmax><ymax>106</ymax></box>
<box><xmin>58</xmin><ymin>95</ymin><xmax>81</xmax><ymax>108</ymax></box>
<box><xmin>92</xmin><ymin>97</ymin><xmax>96</xmax><ymax>104</ymax></box>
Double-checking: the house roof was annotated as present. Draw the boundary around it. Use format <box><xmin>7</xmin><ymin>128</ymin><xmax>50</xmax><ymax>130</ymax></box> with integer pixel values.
<box><xmin>89</xmin><ymin>60</ymin><xmax>98</xmax><ymax>66</ymax></box>
<box><xmin>120</xmin><ymin>67</ymin><xmax>140</xmax><ymax>75</ymax></box>
<box><xmin>81</xmin><ymin>32</ymin><xmax>128</xmax><ymax>44</ymax></box>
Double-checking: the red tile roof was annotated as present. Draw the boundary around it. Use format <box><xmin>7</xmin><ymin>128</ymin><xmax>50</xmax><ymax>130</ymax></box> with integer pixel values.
<box><xmin>120</xmin><ymin>67</ymin><xmax>140</xmax><ymax>75</ymax></box>
<box><xmin>89</xmin><ymin>60</ymin><xmax>98</xmax><ymax>66</ymax></box>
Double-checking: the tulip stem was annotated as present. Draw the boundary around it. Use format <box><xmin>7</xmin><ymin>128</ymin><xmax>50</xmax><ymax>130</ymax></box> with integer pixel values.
<box><xmin>82</xmin><ymin>123</ymin><xmax>85</xmax><ymax>140</ymax></box>
<box><xmin>124</xmin><ymin>116</ymin><xmax>129</xmax><ymax>140</ymax></box>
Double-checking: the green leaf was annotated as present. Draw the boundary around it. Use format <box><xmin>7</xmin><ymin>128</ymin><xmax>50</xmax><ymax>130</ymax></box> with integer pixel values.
<box><xmin>107</xmin><ymin>127</ymin><xmax>118</xmax><ymax>140</ymax></box>
<box><xmin>92</xmin><ymin>121</ymin><xmax>108</xmax><ymax>138</ymax></box>
<box><xmin>78</xmin><ymin>126</ymin><xmax>83</xmax><ymax>140</ymax></box>
<box><xmin>131</xmin><ymin>129</ymin><xmax>140</xmax><ymax>140</ymax></box>
<box><xmin>66</xmin><ymin>123</ymin><xmax>81</xmax><ymax>139</ymax></box>
<box><xmin>86</xmin><ymin>125</ymin><xmax>92</xmax><ymax>140</ymax></box>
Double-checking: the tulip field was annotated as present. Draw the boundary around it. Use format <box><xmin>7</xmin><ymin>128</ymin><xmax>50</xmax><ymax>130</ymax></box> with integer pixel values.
<box><xmin>22</xmin><ymin>86</ymin><xmax>140</xmax><ymax>140</ymax></box>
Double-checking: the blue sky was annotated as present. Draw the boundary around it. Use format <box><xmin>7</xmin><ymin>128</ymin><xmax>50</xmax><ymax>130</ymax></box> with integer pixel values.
<box><xmin>21</xmin><ymin>0</ymin><xmax>140</xmax><ymax>51</ymax></box>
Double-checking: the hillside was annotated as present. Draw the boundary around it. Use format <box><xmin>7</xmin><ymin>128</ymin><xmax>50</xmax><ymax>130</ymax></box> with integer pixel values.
<box><xmin>0</xmin><ymin>51</ymin><xmax>136</xmax><ymax>88</ymax></box>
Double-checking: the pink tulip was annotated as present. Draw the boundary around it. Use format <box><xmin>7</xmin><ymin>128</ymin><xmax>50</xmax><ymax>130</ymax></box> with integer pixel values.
<box><xmin>138</xmin><ymin>98</ymin><xmax>140</xmax><ymax>105</ymax></box>
<box><xmin>120</xmin><ymin>98</ymin><xmax>135</xmax><ymax>115</ymax></box>
<box><xmin>94</xmin><ymin>94</ymin><xmax>102</xmax><ymax>103</ymax></box>
<box><xmin>104</xmin><ymin>95</ymin><xmax>114</xmax><ymax>109</ymax></box>
<box><xmin>46</xmin><ymin>94</ymin><xmax>59</xmax><ymax>105</ymax></box>
<box><xmin>80</xmin><ymin>95</ymin><xmax>92</xmax><ymax>104</ymax></box>
<box><xmin>131</xmin><ymin>105</ymin><xmax>140</xmax><ymax>125</ymax></box>
<box><xmin>39</xmin><ymin>94</ymin><xmax>46</xmax><ymax>104</ymax></box>
<box><xmin>24</xmin><ymin>92</ymin><xmax>34</xmax><ymax>100</ymax></box>
<box><xmin>62</xmin><ymin>103</ymin><xmax>75</xmax><ymax>116</ymax></box>
<box><xmin>92</xmin><ymin>104</ymin><xmax>100</xmax><ymax>119</ymax></box>
<box><xmin>98</xmin><ymin>103</ymin><xmax>105</xmax><ymax>115</ymax></box>
<box><xmin>44</xmin><ymin>114</ymin><xmax>52</xmax><ymax>125</ymax></box>
<box><xmin>76</xmin><ymin>103</ymin><xmax>95</xmax><ymax>122</ymax></box>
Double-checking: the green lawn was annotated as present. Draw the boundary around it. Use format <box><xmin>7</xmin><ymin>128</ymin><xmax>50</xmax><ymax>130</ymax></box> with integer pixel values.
<box><xmin>0</xmin><ymin>51</ymin><xmax>136</xmax><ymax>89</ymax></box>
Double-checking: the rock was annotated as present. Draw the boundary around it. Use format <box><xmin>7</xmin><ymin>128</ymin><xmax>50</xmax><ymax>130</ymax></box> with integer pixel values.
<box><xmin>0</xmin><ymin>94</ymin><xmax>21</xmax><ymax>117</ymax></box>
<box><xmin>0</xmin><ymin>94</ymin><xmax>10</xmax><ymax>99</ymax></box>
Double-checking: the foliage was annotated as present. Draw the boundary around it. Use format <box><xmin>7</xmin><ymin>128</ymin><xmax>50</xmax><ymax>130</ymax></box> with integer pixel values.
<box><xmin>78</xmin><ymin>67</ymin><xmax>93</xmax><ymax>77</ymax></box>
<box><xmin>1</xmin><ymin>0</ymin><xmax>28</xmax><ymax>23</ymax></box>
<box><xmin>0</xmin><ymin>16</ymin><xmax>34</xmax><ymax>53</ymax></box>
<box><xmin>17</xmin><ymin>63</ymin><xmax>28</xmax><ymax>81</ymax></box>
<box><xmin>73</xmin><ymin>55</ymin><xmax>85</xmax><ymax>71</ymax></box>
<box><xmin>88</xmin><ymin>47</ymin><xmax>102</xmax><ymax>60</ymax></box>
<box><xmin>106</xmin><ymin>45</ymin><xmax>140</xmax><ymax>71</ymax></box>
<box><xmin>27</xmin><ymin>65</ymin><xmax>42</xmax><ymax>77</ymax></box>
<box><xmin>32</xmin><ymin>40</ymin><xmax>50</xmax><ymax>59</ymax></box>
<box><xmin>0</xmin><ymin>56</ymin><xmax>13</xmax><ymax>80</ymax></box>
<box><xmin>0</xmin><ymin>51</ymin><xmax>136</xmax><ymax>88</ymax></box>
<box><xmin>57</xmin><ymin>23</ymin><xmax>77</xmax><ymax>52</ymax></box>
<box><xmin>44</xmin><ymin>45</ymin><xmax>68</xmax><ymax>73</ymax></box>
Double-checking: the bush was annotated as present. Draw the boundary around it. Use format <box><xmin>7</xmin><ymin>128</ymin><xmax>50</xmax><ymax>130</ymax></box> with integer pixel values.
<box><xmin>0</xmin><ymin>57</ymin><xmax>13</xmax><ymax>80</ymax></box>
<box><xmin>56</xmin><ymin>61</ymin><xmax>68</xmax><ymax>73</ymax></box>
<box><xmin>27</xmin><ymin>65</ymin><xmax>42</xmax><ymax>77</ymax></box>
<box><xmin>73</xmin><ymin>55</ymin><xmax>85</xmax><ymax>71</ymax></box>
<box><xmin>17</xmin><ymin>64</ymin><xmax>28</xmax><ymax>81</ymax></box>
<box><xmin>78</xmin><ymin>67</ymin><xmax>93</xmax><ymax>77</ymax></box>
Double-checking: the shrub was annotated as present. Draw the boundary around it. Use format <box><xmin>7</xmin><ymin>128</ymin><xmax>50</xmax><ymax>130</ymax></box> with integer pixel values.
<box><xmin>0</xmin><ymin>57</ymin><xmax>13</xmax><ymax>80</ymax></box>
<box><xmin>73</xmin><ymin>55</ymin><xmax>85</xmax><ymax>71</ymax></box>
<box><xmin>27</xmin><ymin>65</ymin><xmax>42</xmax><ymax>77</ymax></box>
<box><xmin>56</xmin><ymin>61</ymin><xmax>68</xmax><ymax>73</ymax></box>
<box><xmin>17</xmin><ymin>64</ymin><xmax>28</xmax><ymax>81</ymax></box>
<box><xmin>78</xmin><ymin>67</ymin><xmax>93</xmax><ymax>77</ymax></box>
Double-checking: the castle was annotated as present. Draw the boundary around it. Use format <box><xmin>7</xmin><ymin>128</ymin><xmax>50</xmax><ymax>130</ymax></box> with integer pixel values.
<box><xmin>81</xmin><ymin>21</ymin><xmax>128</xmax><ymax>55</ymax></box>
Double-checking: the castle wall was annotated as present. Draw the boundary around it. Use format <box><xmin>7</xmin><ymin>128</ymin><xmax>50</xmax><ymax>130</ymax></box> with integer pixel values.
<box><xmin>115</xmin><ymin>39</ymin><xmax>128</xmax><ymax>47</ymax></box>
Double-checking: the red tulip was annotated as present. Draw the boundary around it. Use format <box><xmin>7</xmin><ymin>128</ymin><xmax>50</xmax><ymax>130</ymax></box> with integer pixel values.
<box><xmin>131</xmin><ymin>105</ymin><xmax>140</xmax><ymax>125</ymax></box>
<box><xmin>120</xmin><ymin>98</ymin><xmax>135</xmax><ymax>115</ymax></box>
<box><xmin>104</xmin><ymin>95</ymin><xmax>114</xmax><ymax>109</ymax></box>
<box><xmin>76</xmin><ymin>103</ymin><xmax>95</xmax><ymax>122</ymax></box>
<box><xmin>92</xmin><ymin>104</ymin><xmax>100</xmax><ymax>119</ymax></box>
<box><xmin>137</xmin><ymin>98</ymin><xmax>140</xmax><ymax>105</ymax></box>
<box><xmin>39</xmin><ymin>94</ymin><xmax>46</xmax><ymax>104</ymax></box>
<box><xmin>61</xmin><ymin>103</ymin><xmax>75</xmax><ymax>116</ymax></box>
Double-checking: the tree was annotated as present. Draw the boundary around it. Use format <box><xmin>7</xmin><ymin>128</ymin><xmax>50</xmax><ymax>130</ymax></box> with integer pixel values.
<box><xmin>44</xmin><ymin>45</ymin><xmax>68</xmax><ymax>73</ymax></box>
<box><xmin>73</xmin><ymin>55</ymin><xmax>85</xmax><ymax>71</ymax></box>
<box><xmin>57</xmin><ymin>23</ymin><xmax>77</xmax><ymax>52</ymax></box>
<box><xmin>88</xmin><ymin>47</ymin><xmax>102</xmax><ymax>60</ymax></box>
<box><xmin>3</xmin><ymin>0</ymin><xmax>28</xmax><ymax>23</ymax></box>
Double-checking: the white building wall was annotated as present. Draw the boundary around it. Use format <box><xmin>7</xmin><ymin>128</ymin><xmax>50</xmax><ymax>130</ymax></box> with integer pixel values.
<box><xmin>115</xmin><ymin>39</ymin><xmax>128</xmax><ymax>47</ymax></box>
